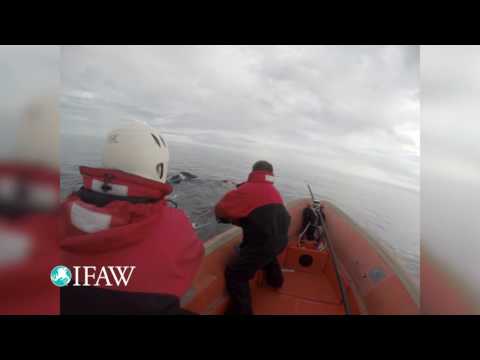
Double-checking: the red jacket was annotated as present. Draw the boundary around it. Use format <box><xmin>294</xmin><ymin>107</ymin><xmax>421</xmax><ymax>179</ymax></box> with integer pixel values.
<box><xmin>215</xmin><ymin>171</ymin><xmax>283</xmax><ymax>222</ymax></box>
<box><xmin>0</xmin><ymin>163</ymin><xmax>60</xmax><ymax>315</ymax></box>
<box><xmin>60</xmin><ymin>166</ymin><xmax>204</xmax><ymax>313</ymax></box>
<box><xmin>215</xmin><ymin>170</ymin><xmax>290</xmax><ymax>255</ymax></box>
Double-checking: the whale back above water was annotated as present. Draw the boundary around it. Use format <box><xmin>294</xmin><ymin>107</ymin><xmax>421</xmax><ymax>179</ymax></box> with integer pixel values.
<box><xmin>167</xmin><ymin>171</ymin><xmax>198</xmax><ymax>184</ymax></box>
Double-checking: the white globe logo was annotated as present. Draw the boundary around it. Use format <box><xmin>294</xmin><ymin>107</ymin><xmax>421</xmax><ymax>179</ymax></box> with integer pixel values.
<box><xmin>50</xmin><ymin>265</ymin><xmax>72</xmax><ymax>287</ymax></box>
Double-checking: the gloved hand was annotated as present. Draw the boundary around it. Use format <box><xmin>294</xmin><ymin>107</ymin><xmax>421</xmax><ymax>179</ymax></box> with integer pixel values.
<box><xmin>216</xmin><ymin>216</ymin><xmax>231</xmax><ymax>224</ymax></box>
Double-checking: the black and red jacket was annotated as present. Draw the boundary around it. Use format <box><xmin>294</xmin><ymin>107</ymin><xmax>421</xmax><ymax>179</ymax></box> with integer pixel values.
<box><xmin>215</xmin><ymin>170</ymin><xmax>291</xmax><ymax>255</ymax></box>
<box><xmin>59</xmin><ymin>166</ymin><xmax>204</xmax><ymax>314</ymax></box>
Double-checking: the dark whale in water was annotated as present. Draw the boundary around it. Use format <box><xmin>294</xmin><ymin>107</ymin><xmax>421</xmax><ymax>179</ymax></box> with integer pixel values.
<box><xmin>167</xmin><ymin>171</ymin><xmax>198</xmax><ymax>184</ymax></box>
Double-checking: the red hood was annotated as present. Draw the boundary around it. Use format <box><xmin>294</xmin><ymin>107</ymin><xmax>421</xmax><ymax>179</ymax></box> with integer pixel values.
<box><xmin>79</xmin><ymin>166</ymin><xmax>172</xmax><ymax>199</ymax></box>
<box><xmin>61</xmin><ymin>165</ymin><xmax>174</xmax><ymax>253</ymax></box>
<box><xmin>60</xmin><ymin>198</ymin><xmax>171</xmax><ymax>253</ymax></box>
<box><xmin>247</xmin><ymin>170</ymin><xmax>274</xmax><ymax>183</ymax></box>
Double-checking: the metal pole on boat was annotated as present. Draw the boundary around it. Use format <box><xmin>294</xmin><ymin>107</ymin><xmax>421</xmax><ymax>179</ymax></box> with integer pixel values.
<box><xmin>307</xmin><ymin>184</ymin><xmax>352</xmax><ymax>315</ymax></box>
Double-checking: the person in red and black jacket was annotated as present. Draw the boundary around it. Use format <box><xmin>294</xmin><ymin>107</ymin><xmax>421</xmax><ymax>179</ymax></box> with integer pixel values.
<box><xmin>215</xmin><ymin>161</ymin><xmax>291</xmax><ymax>315</ymax></box>
<box><xmin>59</xmin><ymin>122</ymin><xmax>204</xmax><ymax>315</ymax></box>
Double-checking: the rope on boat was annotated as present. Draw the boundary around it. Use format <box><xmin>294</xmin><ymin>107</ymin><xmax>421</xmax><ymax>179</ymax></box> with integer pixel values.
<box><xmin>308</xmin><ymin>184</ymin><xmax>352</xmax><ymax>315</ymax></box>
<box><xmin>298</xmin><ymin>221</ymin><xmax>311</xmax><ymax>247</ymax></box>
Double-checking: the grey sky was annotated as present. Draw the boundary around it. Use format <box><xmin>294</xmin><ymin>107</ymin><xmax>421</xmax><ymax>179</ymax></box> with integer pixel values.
<box><xmin>60</xmin><ymin>45</ymin><xmax>419</xmax><ymax>190</ymax></box>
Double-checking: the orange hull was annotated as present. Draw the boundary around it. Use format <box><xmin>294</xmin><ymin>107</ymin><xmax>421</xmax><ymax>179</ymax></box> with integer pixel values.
<box><xmin>182</xmin><ymin>199</ymin><xmax>419</xmax><ymax>315</ymax></box>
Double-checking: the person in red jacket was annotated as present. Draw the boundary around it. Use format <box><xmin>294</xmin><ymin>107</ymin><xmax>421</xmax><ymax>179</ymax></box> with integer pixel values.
<box><xmin>0</xmin><ymin>97</ymin><xmax>61</xmax><ymax>315</ymax></box>
<box><xmin>60</xmin><ymin>121</ymin><xmax>204</xmax><ymax>314</ymax></box>
<box><xmin>215</xmin><ymin>161</ymin><xmax>291</xmax><ymax>315</ymax></box>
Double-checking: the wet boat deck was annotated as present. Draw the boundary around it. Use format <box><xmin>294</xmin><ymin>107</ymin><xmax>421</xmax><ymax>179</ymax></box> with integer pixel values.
<box><xmin>252</xmin><ymin>272</ymin><xmax>345</xmax><ymax>315</ymax></box>
<box><xmin>251</xmin><ymin>245</ymin><xmax>346</xmax><ymax>315</ymax></box>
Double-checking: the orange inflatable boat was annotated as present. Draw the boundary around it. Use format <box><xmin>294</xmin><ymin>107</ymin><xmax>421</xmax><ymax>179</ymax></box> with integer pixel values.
<box><xmin>181</xmin><ymin>198</ymin><xmax>420</xmax><ymax>315</ymax></box>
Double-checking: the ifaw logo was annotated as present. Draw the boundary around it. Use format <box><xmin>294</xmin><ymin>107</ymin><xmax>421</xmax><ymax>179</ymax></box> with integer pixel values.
<box><xmin>50</xmin><ymin>265</ymin><xmax>135</xmax><ymax>287</ymax></box>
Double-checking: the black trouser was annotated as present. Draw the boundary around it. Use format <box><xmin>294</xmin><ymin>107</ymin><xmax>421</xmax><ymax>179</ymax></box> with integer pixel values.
<box><xmin>225</xmin><ymin>248</ymin><xmax>284</xmax><ymax>315</ymax></box>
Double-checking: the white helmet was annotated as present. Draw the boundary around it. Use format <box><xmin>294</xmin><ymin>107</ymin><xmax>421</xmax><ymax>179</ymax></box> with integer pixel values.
<box><xmin>102</xmin><ymin>121</ymin><xmax>169</xmax><ymax>183</ymax></box>
<box><xmin>15</xmin><ymin>96</ymin><xmax>59</xmax><ymax>170</ymax></box>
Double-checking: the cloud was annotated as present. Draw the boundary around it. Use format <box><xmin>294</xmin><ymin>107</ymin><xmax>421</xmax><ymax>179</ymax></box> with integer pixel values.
<box><xmin>60</xmin><ymin>45</ymin><xmax>419</xmax><ymax>190</ymax></box>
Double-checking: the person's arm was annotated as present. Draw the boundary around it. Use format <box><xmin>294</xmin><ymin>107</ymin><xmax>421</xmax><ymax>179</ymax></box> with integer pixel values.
<box><xmin>214</xmin><ymin>187</ymin><xmax>250</xmax><ymax>224</ymax></box>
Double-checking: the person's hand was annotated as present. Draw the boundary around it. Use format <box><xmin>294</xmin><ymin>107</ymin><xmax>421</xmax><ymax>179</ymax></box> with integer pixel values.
<box><xmin>216</xmin><ymin>216</ymin><xmax>231</xmax><ymax>224</ymax></box>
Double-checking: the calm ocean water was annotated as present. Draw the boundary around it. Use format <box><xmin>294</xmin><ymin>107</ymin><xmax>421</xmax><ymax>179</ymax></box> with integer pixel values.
<box><xmin>61</xmin><ymin>133</ymin><xmax>419</xmax><ymax>290</ymax></box>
